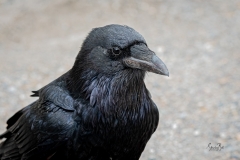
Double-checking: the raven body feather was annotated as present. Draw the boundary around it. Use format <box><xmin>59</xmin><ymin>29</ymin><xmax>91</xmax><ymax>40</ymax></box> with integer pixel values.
<box><xmin>0</xmin><ymin>24</ymin><xmax>168</xmax><ymax>160</ymax></box>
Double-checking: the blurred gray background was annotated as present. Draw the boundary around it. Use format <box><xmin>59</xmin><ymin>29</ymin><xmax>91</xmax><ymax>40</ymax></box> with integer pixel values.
<box><xmin>0</xmin><ymin>0</ymin><xmax>240</xmax><ymax>159</ymax></box>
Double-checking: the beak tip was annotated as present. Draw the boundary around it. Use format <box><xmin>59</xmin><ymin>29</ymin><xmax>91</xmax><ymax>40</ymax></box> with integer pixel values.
<box><xmin>152</xmin><ymin>55</ymin><xmax>169</xmax><ymax>77</ymax></box>
<box><xmin>161</xmin><ymin>70</ymin><xmax>169</xmax><ymax>77</ymax></box>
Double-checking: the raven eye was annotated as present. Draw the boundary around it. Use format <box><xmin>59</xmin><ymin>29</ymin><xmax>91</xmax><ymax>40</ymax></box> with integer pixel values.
<box><xmin>111</xmin><ymin>47</ymin><xmax>121</xmax><ymax>56</ymax></box>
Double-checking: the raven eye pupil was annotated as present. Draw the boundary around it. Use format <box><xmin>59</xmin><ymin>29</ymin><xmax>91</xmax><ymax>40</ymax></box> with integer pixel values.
<box><xmin>112</xmin><ymin>47</ymin><xmax>121</xmax><ymax>55</ymax></box>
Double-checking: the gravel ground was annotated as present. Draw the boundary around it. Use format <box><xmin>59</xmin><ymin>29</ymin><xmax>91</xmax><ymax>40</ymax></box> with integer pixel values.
<box><xmin>0</xmin><ymin>0</ymin><xmax>240</xmax><ymax>159</ymax></box>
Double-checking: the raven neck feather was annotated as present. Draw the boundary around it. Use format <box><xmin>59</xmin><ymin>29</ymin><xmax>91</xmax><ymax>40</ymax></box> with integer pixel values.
<box><xmin>67</xmin><ymin>66</ymin><xmax>151</xmax><ymax>112</ymax></box>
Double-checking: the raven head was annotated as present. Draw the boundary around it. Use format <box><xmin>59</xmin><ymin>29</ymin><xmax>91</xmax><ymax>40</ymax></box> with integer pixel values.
<box><xmin>75</xmin><ymin>24</ymin><xmax>169</xmax><ymax>76</ymax></box>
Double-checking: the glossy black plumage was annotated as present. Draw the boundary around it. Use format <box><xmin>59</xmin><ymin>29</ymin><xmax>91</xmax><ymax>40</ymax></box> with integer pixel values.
<box><xmin>0</xmin><ymin>24</ymin><xmax>168</xmax><ymax>160</ymax></box>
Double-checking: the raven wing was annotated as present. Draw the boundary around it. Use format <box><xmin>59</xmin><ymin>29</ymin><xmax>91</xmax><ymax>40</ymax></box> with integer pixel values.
<box><xmin>0</xmin><ymin>84</ymin><xmax>76</xmax><ymax>160</ymax></box>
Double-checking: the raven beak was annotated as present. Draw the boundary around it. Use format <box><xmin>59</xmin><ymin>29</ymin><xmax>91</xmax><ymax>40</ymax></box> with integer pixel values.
<box><xmin>123</xmin><ymin>44</ymin><xmax>169</xmax><ymax>76</ymax></box>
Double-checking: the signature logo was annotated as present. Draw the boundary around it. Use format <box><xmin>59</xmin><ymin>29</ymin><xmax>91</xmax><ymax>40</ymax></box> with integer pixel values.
<box><xmin>207</xmin><ymin>143</ymin><xmax>224</xmax><ymax>151</ymax></box>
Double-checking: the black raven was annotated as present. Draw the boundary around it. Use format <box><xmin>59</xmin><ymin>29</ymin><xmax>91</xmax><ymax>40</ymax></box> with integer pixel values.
<box><xmin>0</xmin><ymin>24</ymin><xmax>169</xmax><ymax>160</ymax></box>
